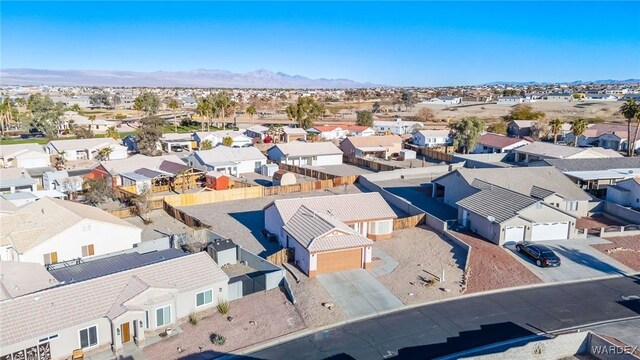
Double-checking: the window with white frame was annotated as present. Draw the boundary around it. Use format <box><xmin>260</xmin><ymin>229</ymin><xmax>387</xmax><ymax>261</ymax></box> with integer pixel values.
<box><xmin>156</xmin><ymin>305</ymin><xmax>171</xmax><ymax>327</ymax></box>
<box><xmin>79</xmin><ymin>325</ymin><xmax>98</xmax><ymax>349</ymax></box>
<box><xmin>196</xmin><ymin>289</ymin><xmax>213</xmax><ymax>307</ymax></box>
<box><xmin>566</xmin><ymin>201</ymin><xmax>578</xmax><ymax>211</ymax></box>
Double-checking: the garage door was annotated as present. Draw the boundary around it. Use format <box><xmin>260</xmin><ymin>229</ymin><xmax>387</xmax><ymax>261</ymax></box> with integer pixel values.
<box><xmin>531</xmin><ymin>222</ymin><xmax>569</xmax><ymax>241</ymax></box>
<box><xmin>316</xmin><ymin>248</ymin><xmax>362</xmax><ymax>274</ymax></box>
<box><xmin>504</xmin><ymin>226</ymin><xmax>525</xmax><ymax>244</ymax></box>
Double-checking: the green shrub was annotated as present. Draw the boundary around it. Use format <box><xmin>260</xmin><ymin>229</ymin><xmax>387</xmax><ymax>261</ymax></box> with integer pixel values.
<box><xmin>217</xmin><ymin>300</ymin><xmax>230</xmax><ymax>315</ymax></box>
<box><xmin>189</xmin><ymin>312</ymin><xmax>198</xmax><ymax>325</ymax></box>
<box><xmin>210</xmin><ymin>333</ymin><xmax>226</xmax><ymax>346</ymax></box>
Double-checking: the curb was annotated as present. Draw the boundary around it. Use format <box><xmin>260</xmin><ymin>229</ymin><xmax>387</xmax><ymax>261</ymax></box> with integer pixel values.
<box><xmin>222</xmin><ymin>272</ymin><xmax>640</xmax><ymax>358</ymax></box>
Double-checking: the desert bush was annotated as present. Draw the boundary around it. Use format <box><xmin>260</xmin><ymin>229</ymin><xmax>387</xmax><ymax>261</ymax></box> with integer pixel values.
<box><xmin>189</xmin><ymin>312</ymin><xmax>198</xmax><ymax>325</ymax></box>
<box><xmin>210</xmin><ymin>333</ymin><xmax>226</xmax><ymax>346</ymax></box>
<box><xmin>217</xmin><ymin>300</ymin><xmax>230</xmax><ymax>315</ymax></box>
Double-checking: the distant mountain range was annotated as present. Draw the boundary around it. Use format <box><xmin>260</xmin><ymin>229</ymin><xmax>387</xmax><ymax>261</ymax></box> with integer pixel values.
<box><xmin>483</xmin><ymin>79</ymin><xmax>640</xmax><ymax>86</ymax></box>
<box><xmin>0</xmin><ymin>68</ymin><xmax>380</xmax><ymax>88</ymax></box>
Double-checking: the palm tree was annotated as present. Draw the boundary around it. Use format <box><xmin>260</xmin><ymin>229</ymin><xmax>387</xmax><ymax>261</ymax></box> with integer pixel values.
<box><xmin>549</xmin><ymin>119</ymin><xmax>564</xmax><ymax>144</ymax></box>
<box><xmin>620</xmin><ymin>99</ymin><xmax>640</xmax><ymax>156</ymax></box>
<box><xmin>105</xmin><ymin>126</ymin><xmax>119</xmax><ymax>140</ymax></box>
<box><xmin>246</xmin><ymin>104</ymin><xmax>257</xmax><ymax>125</ymax></box>
<box><xmin>168</xmin><ymin>99</ymin><xmax>181</xmax><ymax>132</ymax></box>
<box><xmin>98</xmin><ymin>147</ymin><xmax>113</xmax><ymax>161</ymax></box>
<box><xmin>569</xmin><ymin>119</ymin><xmax>589</xmax><ymax>147</ymax></box>
<box><xmin>196</xmin><ymin>96</ymin><xmax>212</xmax><ymax>132</ymax></box>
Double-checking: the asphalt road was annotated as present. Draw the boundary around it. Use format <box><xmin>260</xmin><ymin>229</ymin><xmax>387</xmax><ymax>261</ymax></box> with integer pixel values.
<box><xmin>249</xmin><ymin>275</ymin><xmax>640</xmax><ymax>360</ymax></box>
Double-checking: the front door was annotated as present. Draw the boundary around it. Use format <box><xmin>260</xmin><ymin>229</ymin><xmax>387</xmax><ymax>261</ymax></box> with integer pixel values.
<box><xmin>121</xmin><ymin>322</ymin><xmax>131</xmax><ymax>343</ymax></box>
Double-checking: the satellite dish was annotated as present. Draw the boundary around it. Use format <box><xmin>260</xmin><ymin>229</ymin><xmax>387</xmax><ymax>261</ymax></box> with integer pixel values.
<box><xmin>487</xmin><ymin>215</ymin><xmax>496</xmax><ymax>222</ymax></box>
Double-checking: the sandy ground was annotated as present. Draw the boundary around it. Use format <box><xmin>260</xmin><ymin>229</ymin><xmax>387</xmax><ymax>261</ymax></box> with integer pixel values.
<box><xmin>177</xmin><ymin>185</ymin><xmax>365</xmax><ymax>256</ymax></box>
<box><xmin>592</xmin><ymin>235</ymin><xmax>640</xmax><ymax>271</ymax></box>
<box><xmin>142</xmin><ymin>289</ymin><xmax>305</xmax><ymax>359</ymax></box>
<box><xmin>373</xmin><ymin>227</ymin><xmax>466</xmax><ymax>304</ymax></box>
<box><xmin>451</xmin><ymin>231</ymin><xmax>542</xmax><ymax>293</ymax></box>
<box><xmin>284</xmin><ymin>264</ymin><xmax>348</xmax><ymax>328</ymax></box>
<box><xmin>125</xmin><ymin>209</ymin><xmax>194</xmax><ymax>241</ymax></box>
<box><xmin>576</xmin><ymin>215</ymin><xmax>625</xmax><ymax>229</ymax></box>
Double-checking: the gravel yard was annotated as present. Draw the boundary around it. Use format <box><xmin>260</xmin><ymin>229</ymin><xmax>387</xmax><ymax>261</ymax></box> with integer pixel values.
<box><xmin>452</xmin><ymin>231</ymin><xmax>542</xmax><ymax>293</ymax></box>
<box><xmin>284</xmin><ymin>264</ymin><xmax>348</xmax><ymax>328</ymax></box>
<box><xmin>178</xmin><ymin>185</ymin><xmax>365</xmax><ymax>256</ymax></box>
<box><xmin>372</xmin><ymin>226</ymin><xmax>466</xmax><ymax>304</ymax></box>
<box><xmin>306</xmin><ymin>163</ymin><xmax>374</xmax><ymax>176</ymax></box>
<box><xmin>576</xmin><ymin>215</ymin><xmax>625</xmax><ymax>229</ymax></box>
<box><xmin>125</xmin><ymin>209</ymin><xmax>194</xmax><ymax>241</ymax></box>
<box><xmin>236</xmin><ymin>172</ymin><xmax>316</xmax><ymax>187</ymax></box>
<box><xmin>592</xmin><ymin>235</ymin><xmax>640</xmax><ymax>271</ymax></box>
<box><xmin>142</xmin><ymin>289</ymin><xmax>305</xmax><ymax>360</ymax></box>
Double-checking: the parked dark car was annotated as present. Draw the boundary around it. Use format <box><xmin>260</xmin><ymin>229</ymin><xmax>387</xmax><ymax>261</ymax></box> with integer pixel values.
<box><xmin>515</xmin><ymin>242</ymin><xmax>561</xmax><ymax>267</ymax></box>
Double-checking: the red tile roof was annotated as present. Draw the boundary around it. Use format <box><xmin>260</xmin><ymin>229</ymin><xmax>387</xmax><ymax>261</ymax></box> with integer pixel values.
<box><xmin>479</xmin><ymin>133</ymin><xmax>530</xmax><ymax>149</ymax></box>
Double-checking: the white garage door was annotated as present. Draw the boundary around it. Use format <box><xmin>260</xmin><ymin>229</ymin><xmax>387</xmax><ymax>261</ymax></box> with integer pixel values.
<box><xmin>531</xmin><ymin>222</ymin><xmax>569</xmax><ymax>241</ymax></box>
<box><xmin>504</xmin><ymin>226</ymin><xmax>525</xmax><ymax>244</ymax></box>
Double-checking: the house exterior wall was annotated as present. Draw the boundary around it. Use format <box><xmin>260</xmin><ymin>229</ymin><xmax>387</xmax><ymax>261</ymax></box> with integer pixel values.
<box><xmin>507</xmin><ymin>122</ymin><xmax>531</xmax><ymax>137</ymax></box>
<box><xmin>292</xmin><ymin>238</ymin><xmax>312</xmax><ymax>275</ymax></box>
<box><xmin>434</xmin><ymin>174</ymin><xmax>478</xmax><ymax>207</ymax></box>
<box><xmin>214</xmin><ymin>248</ymin><xmax>237</xmax><ymax>266</ymax></box>
<box><xmin>275</xmin><ymin>153</ymin><xmax>342</xmax><ymax>166</ymax></box>
<box><xmin>17</xmin><ymin>219</ymin><xmax>141</xmax><ymax>265</ymax></box>
<box><xmin>607</xmin><ymin>181</ymin><xmax>640</xmax><ymax>208</ymax></box>
<box><xmin>413</xmin><ymin>133</ymin><xmax>451</xmax><ymax>147</ymax></box>
<box><xmin>15</xmin><ymin>152</ymin><xmax>50</xmax><ymax>169</ymax></box>
<box><xmin>543</xmin><ymin>193</ymin><xmax>589</xmax><ymax>217</ymax></box>
<box><xmin>264</xmin><ymin>205</ymin><xmax>286</xmax><ymax>246</ymax></box>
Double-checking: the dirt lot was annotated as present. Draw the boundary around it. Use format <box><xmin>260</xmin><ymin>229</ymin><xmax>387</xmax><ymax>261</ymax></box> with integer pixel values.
<box><xmin>284</xmin><ymin>264</ymin><xmax>348</xmax><ymax>328</ymax></box>
<box><xmin>452</xmin><ymin>231</ymin><xmax>542</xmax><ymax>293</ymax></box>
<box><xmin>576</xmin><ymin>215</ymin><xmax>625</xmax><ymax>229</ymax></box>
<box><xmin>592</xmin><ymin>235</ymin><xmax>640</xmax><ymax>271</ymax></box>
<box><xmin>142</xmin><ymin>289</ymin><xmax>304</xmax><ymax>359</ymax></box>
<box><xmin>373</xmin><ymin>227</ymin><xmax>466</xmax><ymax>304</ymax></box>
<box><xmin>125</xmin><ymin>209</ymin><xmax>194</xmax><ymax>241</ymax></box>
<box><xmin>177</xmin><ymin>185</ymin><xmax>367</xmax><ymax>256</ymax></box>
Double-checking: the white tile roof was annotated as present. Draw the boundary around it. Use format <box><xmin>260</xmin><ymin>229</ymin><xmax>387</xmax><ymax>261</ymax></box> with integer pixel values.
<box><xmin>0</xmin><ymin>252</ymin><xmax>228</xmax><ymax>346</ymax></box>
<box><xmin>99</xmin><ymin>154</ymin><xmax>185</xmax><ymax>175</ymax></box>
<box><xmin>282</xmin><ymin>127</ymin><xmax>307</xmax><ymax>135</ymax></box>
<box><xmin>194</xmin><ymin>146</ymin><xmax>266</xmax><ymax>165</ymax></box>
<box><xmin>48</xmin><ymin>138</ymin><xmax>121</xmax><ymax>152</ymax></box>
<box><xmin>0</xmin><ymin>261</ymin><xmax>59</xmax><ymax>301</ymax></box>
<box><xmin>0</xmin><ymin>144</ymin><xmax>45</xmax><ymax>158</ymax></box>
<box><xmin>308</xmin><ymin>233</ymin><xmax>373</xmax><ymax>252</ymax></box>
<box><xmin>0</xmin><ymin>197</ymin><xmax>138</xmax><ymax>253</ymax></box>
<box><xmin>270</xmin><ymin>141</ymin><xmax>342</xmax><ymax>157</ymax></box>
<box><xmin>268</xmin><ymin>192</ymin><xmax>397</xmax><ymax>225</ymax></box>
<box><xmin>515</xmin><ymin>142</ymin><xmax>623</xmax><ymax>159</ymax></box>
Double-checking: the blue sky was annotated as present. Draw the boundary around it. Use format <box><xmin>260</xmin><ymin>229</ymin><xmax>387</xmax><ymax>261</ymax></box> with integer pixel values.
<box><xmin>2</xmin><ymin>1</ymin><xmax>639</xmax><ymax>86</ymax></box>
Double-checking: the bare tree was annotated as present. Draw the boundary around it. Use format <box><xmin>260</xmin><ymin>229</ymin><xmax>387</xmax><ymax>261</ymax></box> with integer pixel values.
<box><xmin>57</xmin><ymin>176</ymin><xmax>83</xmax><ymax>200</ymax></box>
<box><xmin>132</xmin><ymin>185</ymin><xmax>153</xmax><ymax>224</ymax></box>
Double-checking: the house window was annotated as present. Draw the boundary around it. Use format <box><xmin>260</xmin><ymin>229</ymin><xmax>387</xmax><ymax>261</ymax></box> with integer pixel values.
<box><xmin>43</xmin><ymin>252</ymin><xmax>58</xmax><ymax>265</ymax></box>
<box><xmin>156</xmin><ymin>305</ymin><xmax>171</xmax><ymax>327</ymax></box>
<box><xmin>39</xmin><ymin>334</ymin><xmax>58</xmax><ymax>343</ymax></box>
<box><xmin>81</xmin><ymin>224</ymin><xmax>91</xmax><ymax>232</ymax></box>
<box><xmin>254</xmin><ymin>161</ymin><xmax>262</xmax><ymax>169</ymax></box>
<box><xmin>145</xmin><ymin>311</ymin><xmax>149</xmax><ymax>328</ymax></box>
<box><xmin>82</xmin><ymin>244</ymin><xmax>95</xmax><ymax>257</ymax></box>
<box><xmin>78</xmin><ymin>325</ymin><xmax>98</xmax><ymax>349</ymax></box>
<box><xmin>566</xmin><ymin>202</ymin><xmax>578</xmax><ymax>211</ymax></box>
<box><xmin>196</xmin><ymin>290</ymin><xmax>213</xmax><ymax>307</ymax></box>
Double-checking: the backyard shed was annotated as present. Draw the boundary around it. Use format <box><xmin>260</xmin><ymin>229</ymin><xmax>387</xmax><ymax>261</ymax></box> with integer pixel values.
<box><xmin>205</xmin><ymin>171</ymin><xmax>230</xmax><ymax>191</ymax></box>
<box><xmin>273</xmin><ymin>170</ymin><xmax>296</xmax><ymax>186</ymax></box>
<box><xmin>261</xmin><ymin>163</ymin><xmax>279</xmax><ymax>177</ymax></box>
<box><xmin>208</xmin><ymin>238</ymin><xmax>237</xmax><ymax>266</ymax></box>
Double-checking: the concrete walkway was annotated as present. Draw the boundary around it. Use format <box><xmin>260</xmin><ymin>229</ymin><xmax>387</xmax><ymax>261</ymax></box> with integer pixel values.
<box><xmin>505</xmin><ymin>238</ymin><xmax>635</xmax><ymax>283</ymax></box>
<box><xmin>367</xmin><ymin>248</ymin><xmax>398</xmax><ymax>277</ymax></box>
<box><xmin>317</xmin><ymin>269</ymin><xmax>403</xmax><ymax>319</ymax></box>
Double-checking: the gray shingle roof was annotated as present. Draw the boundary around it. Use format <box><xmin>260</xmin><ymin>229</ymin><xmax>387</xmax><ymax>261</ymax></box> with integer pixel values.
<box><xmin>457</xmin><ymin>187</ymin><xmax>538</xmax><ymax>223</ymax></box>
<box><xmin>530</xmin><ymin>185</ymin><xmax>556</xmax><ymax>200</ymax></box>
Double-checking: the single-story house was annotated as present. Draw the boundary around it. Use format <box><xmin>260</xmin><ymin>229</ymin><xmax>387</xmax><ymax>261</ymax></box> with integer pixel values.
<box><xmin>281</xmin><ymin>127</ymin><xmax>308</xmax><ymax>143</ymax></box>
<box><xmin>432</xmin><ymin>167</ymin><xmax>593</xmax><ymax>217</ymax></box>
<box><xmin>585</xmin><ymin>94</ymin><xmax>619</xmax><ymax>101</ymax></box>
<box><xmin>186</xmin><ymin>146</ymin><xmax>267</xmax><ymax>176</ymax></box>
<box><xmin>512</xmin><ymin>141</ymin><xmax>623</xmax><ymax>163</ymax></box>
<box><xmin>0</xmin><ymin>144</ymin><xmax>50</xmax><ymax>169</ymax></box>
<box><xmin>507</xmin><ymin>120</ymin><xmax>534</xmax><ymax>137</ymax></box>
<box><xmin>59</xmin><ymin>111</ymin><xmax>113</xmax><ymax>131</ymax></box>
<box><xmin>122</xmin><ymin>134</ymin><xmax>139</xmax><ymax>153</ymax></box>
<box><xmin>473</xmin><ymin>133</ymin><xmax>531</xmax><ymax>154</ymax></box>
<box><xmin>340</xmin><ymin>135</ymin><xmax>403</xmax><ymax>160</ymax></box>
<box><xmin>307</xmin><ymin>125</ymin><xmax>375</xmax><ymax>140</ymax></box>
<box><xmin>159</xmin><ymin>133</ymin><xmax>193</xmax><ymax>153</ymax></box>
<box><xmin>412</xmin><ymin>129</ymin><xmax>451</xmax><ymax>148</ymax></box>
<box><xmin>564</xmin><ymin>123</ymin><xmax>640</xmax><ymax>151</ymax></box>
<box><xmin>42</xmin><ymin>170</ymin><xmax>84</xmax><ymax>193</ymax></box>
<box><xmin>428</xmin><ymin>96</ymin><xmax>462</xmax><ymax>105</ymax></box>
<box><xmin>244</xmin><ymin>125</ymin><xmax>270</xmax><ymax>140</ymax></box>
<box><xmin>606</xmin><ymin>177</ymin><xmax>640</xmax><ymax>209</ymax></box>
<box><xmin>497</xmin><ymin>96</ymin><xmax>524</xmax><ymax>105</ymax></box>
<box><xmin>0</xmin><ymin>252</ymin><xmax>228</xmax><ymax>360</ymax></box>
<box><xmin>0</xmin><ymin>261</ymin><xmax>60</xmax><ymax>301</ymax></box>
<box><xmin>193</xmin><ymin>131</ymin><xmax>252</xmax><ymax>148</ymax></box>
<box><xmin>0</xmin><ymin>168</ymin><xmax>38</xmax><ymax>194</ymax></box>
<box><xmin>264</xmin><ymin>193</ymin><xmax>397</xmax><ymax>277</ymax></box>
<box><xmin>46</xmin><ymin>138</ymin><xmax>128</xmax><ymax>161</ymax></box>
<box><xmin>267</xmin><ymin>142</ymin><xmax>343</xmax><ymax>166</ymax></box>
<box><xmin>546</xmin><ymin>93</ymin><xmax>572</xmax><ymax>101</ymax></box>
<box><xmin>374</xmin><ymin>119</ymin><xmax>422</xmax><ymax>135</ymax></box>
<box><xmin>0</xmin><ymin>197</ymin><xmax>141</xmax><ymax>264</ymax></box>
<box><xmin>457</xmin><ymin>185</ymin><xmax>576</xmax><ymax>245</ymax></box>
<box><xmin>539</xmin><ymin>158</ymin><xmax>640</xmax><ymax>194</ymax></box>
<box><xmin>0</xmin><ymin>190</ymin><xmax>66</xmax><ymax>207</ymax></box>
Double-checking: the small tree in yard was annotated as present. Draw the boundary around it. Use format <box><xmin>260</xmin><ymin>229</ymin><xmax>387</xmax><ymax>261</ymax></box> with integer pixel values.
<box><xmin>570</xmin><ymin>118</ymin><xmax>589</xmax><ymax>147</ymax></box>
<box><xmin>58</xmin><ymin>177</ymin><xmax>83</xmax><ymax>200</ymax></box>
<box><xmin>200</xmin><ymin>139</ymin><xmax>213</xmax><ymax>150</ymax></box>
<box><xmin>549</xmin><ymin>119</ymin><xmax>564</xmax><ymax>143</ymax></box>
<box><xmin>620</xmin><ymin>98</ymin><xmax>640</xmax><ymax>156</ymax></box>
<box><xmin>136</xmin><ymin>116</ymin><xmax>164</xmax><ymax>156</ymax></box>
<box><xmin>448</xmin><ymin>117</ymin><xmax>485</xmax><ymax>154</ymax></box>
<box><xmin>181</xmin><ymin>229</ymin><xmax>209</xmax><ymax>253</ymax></box>
<box><xmin>355</xmin><ymin>110</ymin><xmax>374</xmax><ymax>127</ymax></box>
<box><xmin>487</xmin><ymin>121</ymin><xmax>507</xmax><ymax>135</ymax></box>
<box><xmin>132</xmin><ymin>185</ymin><xmax>153</xmax><ymax>224</ymax></box>
<box><xmin>83</xmin><ymin>178</ymin><xmax>114</xmax><ymax>205</ymax></box>
<box><xmin>417</xmin><ymin>108</ymin><xmax>435</xmax><ymax>123</ymax></box>
<box><xmin>222</xmin><ymin>136</ymin><xmax>234</xmax><ymax>147</ymax></box>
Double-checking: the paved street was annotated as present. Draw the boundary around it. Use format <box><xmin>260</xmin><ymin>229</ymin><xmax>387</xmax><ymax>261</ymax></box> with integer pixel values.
<box><xmin>251</xmin><ymin>275</ymin><xmax>640</xmax><ymax>359</ymax></box>
<box><xmin>505</xmin><ymin>238</ymin><xmax>635</xmax><ymax>283</ymax></box>
<box><xmin>317</xmin><ymin>269</ymin><xmax>404</xmax><ymax>318</ymax></box>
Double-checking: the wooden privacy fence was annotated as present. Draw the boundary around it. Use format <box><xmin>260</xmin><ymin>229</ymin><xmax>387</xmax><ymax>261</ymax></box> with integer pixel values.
<box><xmin>344</xmin><ymin>156</ymin><xmax>402</xmax><ymax>172</ymax></box>
<box><xmin>113</xmin><ymin>185</ymin><xmax>137</xmax><ymax>200</ymax></box>
<box><xmin>263</xmin><ymin>179</ymin><xmax>334</xmax><ymax>196</ymax></box>
<box><xmin>278</xmin><ymin>163</ymin><xmax>359</xmax><ymax>183</ymax></box>
<box><xmin>164</xmin><ymin>186</ymin><xmax>264</xmax><ymax>207</ymax></box>
<box><xmin>420</xmin><ymin>148</ymin><xmax>454</xmax><ymax>163</ymax></box>
<box><xmin>106</xmin><ymin>199</ymin><xmax>164</xmax><ymax>218</ymax></box>
<box><xmin>393</xmin><ymin>213</ymin><xmax>426</xmax><ymax>230</ymax></box>
<box><xmin>164</xmin><ymin>202</ymin><xmax>212</xmax><ymax>229</ymax></box>
<box><xmin>266</xmin><ymin>248</ymin><xmax>294</xmax><ymax>265</ymax></box>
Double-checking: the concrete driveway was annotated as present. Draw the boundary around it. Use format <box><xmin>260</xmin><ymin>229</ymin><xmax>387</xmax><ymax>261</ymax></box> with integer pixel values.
<box><xmin>317</xmin><ymin>269</ymin><xmax>404</xmax><ymax>319</ymax></box>
<box><xmin>505</xmin><ymin>238</ymin><xmax>635</xmax><ymax>283</ymax></box>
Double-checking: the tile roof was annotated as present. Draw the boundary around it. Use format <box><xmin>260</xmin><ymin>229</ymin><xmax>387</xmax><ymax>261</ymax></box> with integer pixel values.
<box><xmin>448</xmin><ymin>167</ymin><xmax>592</xmax><ymax>201</ymax></box>
<box><xmin>159</xmin><ymin>160</ymin><xmax>192</xmax><ymax>175</ymax></box>
<box><xmin>0</xmin><ymin>198</ymin><xmax>19</xmax><ymax>213</ymax></box>
<box><xmin>308</xmin><ymin>233</ymin><xmax>373</xmax><ymax>252</ymax></box>
<box><xmin>515</xmin><ymin>142</ymin><xmax>623</xmax><ymax>159</ymax></box>
<box><xmin>543</xmin><ymin>157</ymin><xmax>640</xmax><ymax>172</ymax></box>
<box><xmin>479</xmin><ymin>133</ymin><xmax>530</xmax><ymax>149</ymax></box>
<box><xmin>99</xmin><ymin>154</ymin><xmax>187</xmax><ymax>175</ymax></box>
<box><xmin>0</xmin><ymin>168</ymin><xmax>37</xmax><ymax>188</ymax></box>
<box><xmin>0</xmin><ymin>144</ymin><xmax>45</xmax><ymax>157</ymax></box>
<box><xmin>414</xmin><ymin>130</ymin><xmax>451</xmax><ymax>138</ymax></box>
<box><xmin>48</xmin><ymin>138</ymin><xmax>121</xmax><ymax>152</ymax></box>
<box><xmin>311</xmin><ymin>125</ymin><xmax>371</xmax><ymax>132</ymax></box>
<box><xmin>457</xmin><ymin>186</ymin><xmax>538</xmax><ymax>223</ymax></box>
<box><xmin>530</xmin><ymin>185</ymin><xmax>556</xmax><ymax>200</ymax></box>
<box><xmin>281</xmin><ymin>127</ymin><xmax>308</xmax><ymax>135</ymax></box>
<box><xmin>283</xmin><ymin>206</ymin><xmax>351</xmax><ymax>248</ymax></box>
<box><xmin>194</xmin><ymin>146</ymin><xmax>266</xmax><ymax>165</ymax></box>
<box><xmin>344</xmin><ymin>135</ymin><xmax>403</xmax><ymax>148</ymax></box>
<box><xmin>48</xmin><ymin>248</ymin><xmax>188</xmax><ymax>284</ymax></box>
<box><xmin>0</xmin><ymin>197</ymin><xmax>138</xmax><ymax>253</ymax></box>
<box><xmin>267</xmin><ymin>192</ymin><xmax>397</xmax><ymax>225</ymax></box>
<box><xmin>270</xmin><ymin>141</ymin><xmax>342</xmax><ymax>157</ymax></box>
<box><xmin>0</xmin><ymin>252</ymin><xmax>228</xmax><ymax>346</ymax></box>
<box><xmin>580</xmin><ymin>123</ymin><xmax>628</xmax><ymax>138</ymax></box>
<box><xmin>0</xmin><ymin>262</ymin><xmax>59</xmax><ymax>301</ymax></box>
